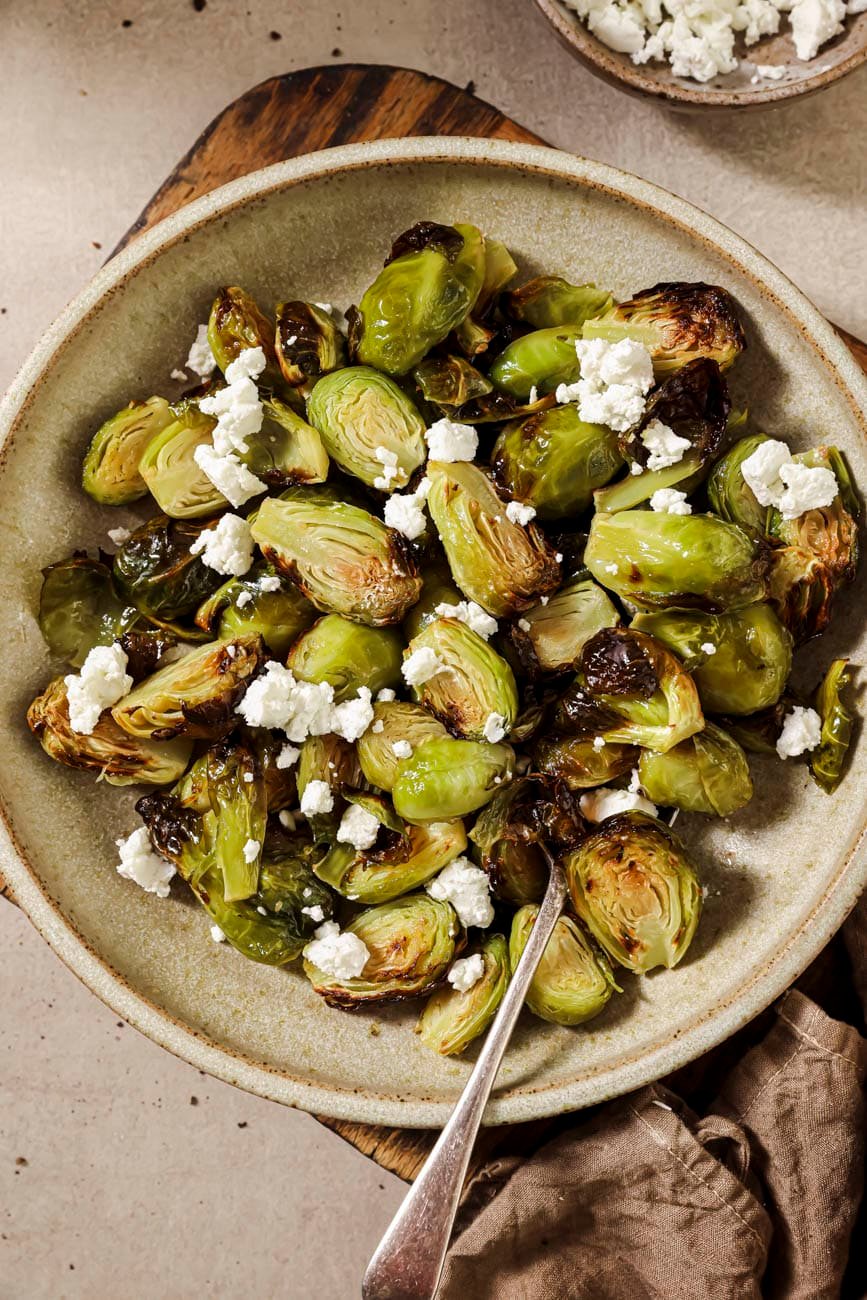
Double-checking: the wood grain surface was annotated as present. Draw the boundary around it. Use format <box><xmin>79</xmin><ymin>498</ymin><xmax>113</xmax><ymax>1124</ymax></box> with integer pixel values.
<box><xmin>4</xmin><ymin>63</ymin><xmax>866</xmax><ymax>1184</ymax></box>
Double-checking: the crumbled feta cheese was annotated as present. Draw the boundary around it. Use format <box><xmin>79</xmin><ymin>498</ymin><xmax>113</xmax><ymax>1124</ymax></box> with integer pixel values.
<box><xmin>199</xmin><ymin>346</ymin><xmax>266</xmax><ymax>457</ymax></box>
<box><xmin>540</xmin><ymin>596</ymin><xmax>549</xmax><ymax>605</ymax></box>
<box><xmin>790</xmin><ymin>0</ymin><xmax>845</xmax><ymax>59</ymax></box>
<box><xmin>301</xmin><ymin>904</ymin><xmax>325</xmax><ymax>923</ymax></box>
<box><xmin>482</xmin><ymin>712</ymin><xmax>507</xmax><ymax>743</ymax></box>
<box><xmin>171</xmin><ymin>367</ymin><xmax>188</xmax><ymax>382</ymax></box>
<box><xmin>189</xmin><ymin>513</ymin><xmax>254</xmax><ymax>576</ymax></box>
<box><xmin>278</xmin><ymin>809</ymin><xmax>297</xmax><ymax>832</ymax></box>
<box><xmin>371</xmin><ymin>720</ymin><xmax>385</xmax><ymax>734</ymax></box>
<box><xmin>384</xmin><ymin>488</ymin><xmax>428</xmax><ymax>540</ymax></box>
<box><xmin>377</xmin><ymin>688</ymin><xmax>396</xmax><ymax>703</ymax></box>
<box><xmin>589</xmin><ymin>2</ymin><xmax>647</xmax><ymax>51</ymax></box>
<box><xmin>107</xmin><ymin>526</ymin><xmax>132</xmax><ymax>545</ymax></box>
<box><xmin>372</xmin><ymin>445</ymin><xmax>406</xmax><ymax>493</ymax></box>
<box><xmin>425</xmin><ymin>418</ymin><xmax>478</xmax><ymax>463</ymax></box>
<box><xmin>641</xmin><ymin>420</ymin><xmax>691</xmax><ymax>472</ymax></box>
<box><xmin>392</xmin><ymin>740</ymin><xmax>413</xmax><ymax>759</ymax></box>
<box><xmin>300</xmin><ymin>780</ymin><xmax>334</xmax><ymax>817</ymax></box>
<box><xmin>236</xmin><ymin>590</ymin><xmax>254</xmax><ymax>609</ymax></box>
<box><xmin>580</xmin><ymin>787</ymin><xmax>658</xmax><ymax>821</ymax></box>
<box><xmin>402</xmin><ymin>646</ymin><xmax>446</xmax><ymax>687</ymax></box>
<box><xmin>185</xmin><ymin>323</ymin><xmax>216</xmax><ymax>379</ymax></box>
<box><xmin>741</xmin><ymin>439</ymin><xmax>792</xmax><ymax>507</ymax></box>
<box><xmin>210</xmin><ymin>924</ymin><xmax>226</xmax><ymax>943</ymax></box>
<box><xmin>592</xmin><ymin>736</ymin><xmax>607</xmax><ymax>751</ymax></box>
<box><xmin>776</xmin><ymin>706</ymin><xmax>822</xmax><ymax>759</ymax></box>
<box><xmin>555</xmin><ymin>552</ymin><xmax>564</xmax><ymax>563</ymax></box>
<box><xmin>259</xmin><ymin>574</ymin><xmax>282</xmax><ymax>592</ymax></box>
<box><xmin>332</xmin><ymin>688</ymin><xmax>375</xmax><ymax>742</ymax></box>
<box><xmin>239</xmin><ymin>662</ymin><xmax>336</xmax><ymax>740</ymax></box>
<box><xmin>447</xmin><ymin>953</ymin><xmax>486</xmax><ymax>993</ymax></box>
<box><xmin>751</xmin><ymin>62</ymin><xmax>786</xmax><ymax>80</ymax></box>
<box><xmin>336</xmin><ymin>803</ymin><xmax>381</xmax><ymax>851</ymax></box>
<box><xmin>115</xmin><ymin>826</ymin><xmax>175</xmax><ymax>898</ymax></box>
<box><xmin>778</xmin><ymin>461</ymin><xmax>838</xmax><ymax>520</ymax></box>
<box><xmin>505</xmin><ymin>500</ymin><xmax>537</xmax><ymax>526</ymax></box>
<box><xmin>700</xmin><ymin>642</ymin><xmax>717</xmax><ymax>656</ymax></box>
<box><xmin>304</xmin><ymin>920</ymin><xmax>369</xmax><ymax>979</ymax></box>
<box><xmin>564</xmin><ymin>338</ymin><xmax>655</xmax><ymax>433</ymax></box>
<box><xmin>650</xmin><ymin>487</ymin><xmax>692</xmax><ymax>514</ymax></box>
<box><xmin>193</xmin><ymin>445</ymin><xmax>267</xmax><ymax>509</ymax></box>
<box><xmin>528</xmin><ymin>385</ymin><xmax>539</xmax><ymax>404</ymax></box>
<box><xmin>427</xmin><ymin>858</ymin><xmax>494</xmax><ymax>928</ymax></box>
<box><xmin>276</xmin><ymin>743</ymin><xmax>300</xmax><ymax>770</ymax></box>
<box><xmin>434</xmin><ymin>600</ymin><xmax>498</xmax><ymax>641</ymax></box>
<box><xmin>242</xmin><ymin>838</ymin><xmax>260</xmax><ymax>864</ymax></box>
<box><xmin>243</xmin><ymin>771</ymin><xmax>254</xmax><ymax>784</ymax></box>
<box><xmin>517</xmin><ymin>618</ymin><xmax>532</xmax><ymax>632</ymax></box>
<box><xmin>64</xmin><ymin>643</ymin><xmax>133</xmax><ymax>734</ymax></box>
<box><xmin>314</xmin><ymin>302</ymin><xmax>334</xmax><ymax>315</ymax></box>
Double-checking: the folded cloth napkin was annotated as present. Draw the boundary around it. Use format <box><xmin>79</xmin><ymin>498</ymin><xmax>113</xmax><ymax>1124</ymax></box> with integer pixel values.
<box><xmin>440</xmin><ymin>897</ymin><xmax>867</xmax><ymax>1300</ymax></box>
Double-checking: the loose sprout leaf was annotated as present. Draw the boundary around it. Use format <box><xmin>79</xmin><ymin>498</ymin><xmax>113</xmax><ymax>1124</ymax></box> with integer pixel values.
<box><xmin>809</xmin><ymin>659</ymin><xmax>855</xmax><ymax>794</ymax></box>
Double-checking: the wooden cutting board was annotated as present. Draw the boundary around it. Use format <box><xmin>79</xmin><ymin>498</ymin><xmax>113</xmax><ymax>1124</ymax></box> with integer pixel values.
<box><xmin>4</xmin><ymin>63</ymin><xmax>866</xmax><ymax>1184</ymax></box>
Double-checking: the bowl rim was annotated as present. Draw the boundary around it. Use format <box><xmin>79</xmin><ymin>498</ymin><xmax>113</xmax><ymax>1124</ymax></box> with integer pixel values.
<box><xmin>1</xmin><ymin>135</ymin><xmax>866</xmax><ymax>1128</ymax></box>
<box><xmin>532</xmin><ymin>0</ymin><xmax>867</xmax><ymax>108</ymax></box>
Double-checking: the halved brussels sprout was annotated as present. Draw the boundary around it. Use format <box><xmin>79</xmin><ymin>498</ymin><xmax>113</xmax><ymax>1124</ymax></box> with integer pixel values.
<box><xmin>426</xmin><ymin>461</ymin><xmax>560</xmax><ymax>617</ymax></box>
<box><xmin>392</xmin><ymin>736</ymin><xmax>515</xmax><ymax>823</ymax></box>
<box><xmin>488</xmin><ymin>326</ymin><xmax>583</xmax><ymax>399</ymax></box>
<box><xmin>638</xmin><ymin>722</ymin><xmax>753</xmax><ymax>816</ymax></box>
<box><xmin>510</xmin><ymin>907</ymin><xmax>617</xmax><ymax>1026</ymax></box>
<box><xmin>257</xmin><ymin>838</ymin><xmax>334</xmax><ymax>932</ymax></box>
<box><xmin>139</xmin><ymin>402</ymin><xmax>227</xmax><ymax>518</ymax></box>
<box><xmin>555</xmin><ymin>627</ymin><xmax>704</xmax><ymax>753</ymax></box>
<box><xmin>306</xmin><ymin>366</ymin><xmax>425</xmax><ymax>489</ymax></box>
<box><xmin>208</xmin><ymin>286</ymin><xmax>277</xmax><ymax>376</ymax></box>
<box><xmin>406</xmin><ymin>617</ymin><xmax>518</xmax><ymax>741</ymax></box>
<box><xmin>303</xmin><ymin>894</ymin><xmax>462</xmax><ymax>1006</ymax></box>
<box><xmin>357</xmin><ymin>701</ymin><xmax>449</xmax><ymax>791</ymax></box>
<box><xmin>251</xmin><ymin>731</ymin><xmax>299</xmax><ymax>813</ymax></box>
<box><xmin>453</xmin><ymin>236</ymin><xmax>518</xmax><ymax>356</ymax></box>
<box><xmin>275</xmin><ymin>300</ymin><xmax>346</xmax><ymax>390</ymax></box>
<box><xmin>241</xmin><ymin>396</ymin><xmax>329</xmax><ymax>486</ymax></box>
<box><xmin>206</xmin><ymin>735</ymin><xmax>266</xmax><ymax>901</ymax></box>
<box><xmin>632</xmin><ymin>605</ymin><xmax>793</xmax><ymax>715</ymax></box>
<box><xmin>195</xmin><ymin>568</ymin><xmax>316</xmax><ymax>657</ymax></box>
<box><xmin>250</xmin><ymin>496</ymin><xmax>422</xmax><ymax>627</ymax></box>
<box><xmin>27</xmin><ymin>677</ymin><xmax>194</xmax><ymax>786</ymax></box>
<box><xmin>315</xmin><ymin>815</ymin><xmax>467</xmax><ymax>904</ymax></box>
<box><xmin>113</xmin><ymin>515</ymin><xmax>224</xmax><ymax>623</ymax></box>
<box><xmin>354</xmin><ymin>222</ymin><xmax>485</xmax><ymax>375</ymax></box>
<box><xmin>413</xmin><ymin>355</ymin><xmax>493</xmax><ymax>408</ymax></box>
<box><xmin>401</xmin><ymin>563</ymin><xmax>463</xmax><ymax>641</ymax></box>
<box><xmin>532</xmin><ymin>733</ymin><xmax>638</xmax><ymax>791</ymax></box>
<box><xmin>566</xmin><ymin>811</ymin><xmax>702</xmax><ymax>973</ymax></box>
<box><xmin>585</xmin><ymin>510</ymin><xmax>768</xmax><ymax>612</ymax></box>
<box><xmin>416</xmin><ymin>933</ymin><xmax>510</xmax><ymax>1055</ymax></box>
<box><xmin>111</xmin><ymin>635</ymin><xmax>264</xmax><ymax>740</ymax></box>
<box><xmin>469</xmin><ymin>775</ymin><xmax>584</xmax><ymax>904</ymax></box>
<box><xmin>582</xmin><ymin>282</ymin><xmax>746</xmax><ymax>374</ymax></box>
<box><xmin>82</xmin><ymin>396</ymin><xmax>174</xmax><ymax>505</ymax></box>
<box><xmin>297</xmin><ymin>732</ymin><xmax>363</xmax><ymax>841</ymax></box>
<box><xmin>39</xmin><ymin>554</ymin><xmax>139</xmax><ymax>669</ymax></box>
<box><xmin>505</xmin><ymin>277</ymin><xmax>613</xmax><ymax>329</ymax></box>
<box><xmin>707</xmin><ymin>435</ymin><xmax>773</xmax><ymax>535</ymax></box>
<box><xmin>505</xmin><ymin>576</ymin><xmax>620</xmax><ymax>676</ymax></box>
<box><xmin>287</xmin><ymin>615</ymin><xmax>403</xmax><ymax>702</ymax></box>
<box><xmin>491</xmin><ymin>404</ymin><xmax>623</xmax><ymax>519</ymax></box>
<box><xmin>810</xmin><ymin>659</ymin><xmax>855</xmax><ymax>794</ymax></box>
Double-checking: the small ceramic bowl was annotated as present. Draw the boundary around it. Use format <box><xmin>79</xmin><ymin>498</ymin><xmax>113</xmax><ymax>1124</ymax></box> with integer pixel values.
<box><xmin>533</xmin><ymin>0</ymin><xmax>867</xmax><ymax>108</ymax></box>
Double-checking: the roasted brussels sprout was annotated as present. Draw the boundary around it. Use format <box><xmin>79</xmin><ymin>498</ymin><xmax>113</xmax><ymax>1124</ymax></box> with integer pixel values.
<box><xmin>275</xmin><ymin>300</ymin><xmax>346</xmax><ymax>390</ymax></box>
<box><xmin>582</xmin><ymin>282</ymin><xmax>746</xmax><ymax>374</ymax></box>
<box><xmin>139</xmin><ymin>401</ymin><xmax>228</xmax><ymax>518</ymax></box>
<box><xmin>585</xmin><ymin>510</ymin><xmax>768</xmax><ymax>612</ymax></box>
<box><xmin>510</xmin><ymin>907</ymin><xmax>617</xmax><ymax>1026</ymax></box>
<box><xmin>82</xmin><ymin>396</ymin><xmax>174</xmax><ymax>506</ymax></box>
<box><xmin>250</xmin><ymin>496</ymin><xmax>422</xmax><ymax>626</ymax></box>
<box><xmin>488</xmin><ymin>326</ymin><xmax>583</xmax><ymax>399</ymax></box>
<box><xmin>172</xmin><ymin>752</ymin><xmax>212</xmax><ymax>813</ymax></box>
<box><xmin>203</xmin><ymin>735</ymin><xmax>266</xmax><ymax>901</ymax></box>
<box><xmin>566</xmin><ymin>811</ymin><xmax>702</xmax><ymax>973</ymax></box>
<box><xmin>491</xmin><ymin>404</ymin><xmax>624</xmax><ymax>520</ymax></box>
<box><xmin>707</xmin><ymin>435</ymin><xmax>773</xmax><ymax>535</ymax></box>
<box><xmin>392</xmin><ymin>736</ymin><xmax>515</xmax><ymax>823</ymax></box>
<box><xmin>256</xmin><ymin>840</ymin><xmax>334</xmax><ymax>931</ymax></box>
<box><xmin>27</xmin><ymin>678</ymin><xmax>193</xmax><ymax>786</ymax></box>
<box><xmin>416</xmin><ymin>933</ymin><xmax>510</xmax><ymax>1055</ymax></box>
<box><xmin>39</xmin><ymin>554</ymin><xmax>139</xmax><ymax>669</ymax></box>
<box><xmin>113</xmin><ymin>515</ymin><xmax>224</xmax><ymax>623</ymax></box>
<box><xmin>555</xmin><ymin>627</ymin><xmax>704</xmax><ymax>753</ymax></box>
<box><xmin>287</xmin><ymin>615</ymin><xmax>403</xmax><ymax>702</ymax></box>
<box><xmin>505</xmin><ymin>576</ymin><xmax>620</xmax><ymax>676</ymax></box>
<box><xmin>315</xmin><ymin>814</ymin><xmax>467</xmax><ymax>904</ymax></box>
<box><xmin>413</xmin><ymin>355</ymin><xmax>493</xmax><ymax>408</ymax></box>
<box><xmin>208</xmin><ymin>286</ymin><xmax>277</xmax><ymax>376</ymax></box>
<box><xmin>406</xmin><ymin>617</ymin><xmax>519</xmax><ymax>741</ymax></box>
<box><xmin>810</xmin><ymin>659</ymin><xmax>855</xmax><ymax>794</ymax></box>
<box><xmin>632</xmin><ymin>605</ymin><xmax>793</xmax><ymax>715</ymax></box>
<box><xmin>506</xmin><ymin>277</ymin><xmax>613</xmax><ymax>329</ymax></box>
<box><xmin>469</xmin><ymin>775</ymin><xmax>584</xmax><ymax>905</ymax></box>
<box><xmin>306</xmin><ymin>366</ymin><xmax>426</xmax><ymax>489</ymax></box>
<box><xmin>532</xmin><ymin>733</ymin><xmax>638</xmax><ymax>791</ymax></box>
<box><xmin>296</xmin><ymin>732</ymin><xmax>363</xmax><ymax>840</ymax></box>
<box><xmin>243</xmin><ymin>396</ymin><xmax>329</xmax><ymax>486</ymax></box>
<box><xmin>426</xmin><ymin>461</ymin><xmax>560</xmax><ymax>617</ymax></box>
<box><xmin>453</xmin><ymin>237</ymin><xmax>518</xmax><ymax>356</ymax></box>
<box><xmin>357</xmin><ymin>701</ymin><xmax>449</xmax><ymax>791</ymax></box>
<box><xmin>401</xmin><ymin>564</ymin><xmax>463</xmax><ymax>641</ymax></box>
<box><xmin>195</xmin><ymin>568</ymin><xmax>316</xmax><ymax>657</ymax></box>
<box><xmin>111</xmin><ymin>635</ymin><xmax>264</xmax><ymax>740</ymax></box>
<box><xmin>303</xmin><ymin>894</ymin><xmax>462</xmax><ymax>1006</ymax></box>
<box><xmin>354</xmin><ymin>222</ymin><xmax>485</xmax><ymax>375</ymax></box>
<box><xmin>638</xmin><ymin>723</ymin><xmax>753</xmax><ymax>815</ymax></box>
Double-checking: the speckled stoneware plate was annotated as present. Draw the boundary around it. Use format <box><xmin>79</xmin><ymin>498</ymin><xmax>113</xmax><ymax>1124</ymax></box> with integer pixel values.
<box><xmin>533</xmin><ymin>0</ymin><xmax>867</xmax><ymax>107</ymax></box>
<box><xmin>1</xmin><ymin>138</ymin><xmax>866</xmax><ymax>1127</ymax></box>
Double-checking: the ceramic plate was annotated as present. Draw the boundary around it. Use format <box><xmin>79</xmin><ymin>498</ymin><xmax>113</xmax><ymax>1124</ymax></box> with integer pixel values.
<box><xmin>1</xmin><ymin>138</ymin><xmax>865</xmax><ymax>1127</ymax></box>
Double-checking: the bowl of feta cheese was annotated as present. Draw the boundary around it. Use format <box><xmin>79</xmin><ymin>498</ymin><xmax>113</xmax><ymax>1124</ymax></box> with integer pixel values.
<box><xmin>535</xmin><ymin>0</ymin><xmax>867</xmax><ymax>106</ymax></box>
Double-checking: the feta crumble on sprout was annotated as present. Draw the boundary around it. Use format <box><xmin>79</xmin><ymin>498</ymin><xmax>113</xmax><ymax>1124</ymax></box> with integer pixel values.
<box><xmin>303</xmin><ymin>921</ymin><xmax>370</xmax><ymax>980</ymax></box>
<box><xmin>505</xmin><ymin>500</ymin><xmax>537</xmax><ymax>526</ymax></box>
<box><xmin>433</xmin><ymin>600</ymin><xmax>498</xmax><ymax>640</ymax></box>
<box><xmin>427</xmin><ymin>858</ymin><xmax>495</xmax><ymax>928</ymax></box>
<box><xmin>425</xmin><ymin>418</ymin><xmax>479</xmax><ymax>463</ymax></box>
<box><xmin>337</xmin><ymin>803</ymin><xmax>381</xmax><ymax>851</ymax></box>
<box><xmin>189</xmin><ymin>512</ymin><xmax>255</xmax><ymax>576</ymax></box>
<box><xmin>447</xmin><ymin>953</ymin><xmax>486</xmax><ymax>993</ymax></box>
<box><xmin>116</xmin><ymin>826</ymin><xmax>175</xmax><ymax>898</ymax></box>
<box><xmin>579</xmin><ymin>787</ymin><xmax>658</xmax><ymax>822</ymax></box>
<box><xmin>650</xmin><ymin>487</ymin><xmax>692</xmax><ymax>514</ymax></box>
<box><xmin>300</xmin><ymin>780</ymin><xmax>335</xmax><ymax>817</ymax></box>
<box><xmin>64</xmin><ymin>643</ymin><xmax>133</xmax><ymax>735</ymax></box>
<box><xmin>402</xmin><ymin>646</ymin><xmax>446</xmax><ymax>687</ymax></box>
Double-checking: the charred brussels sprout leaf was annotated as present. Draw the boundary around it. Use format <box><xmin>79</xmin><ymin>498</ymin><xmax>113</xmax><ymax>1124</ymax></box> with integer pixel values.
<box><xmin>566</xmin><ymin>811</ymin><xmax>702</xmax><ymax>973</ymax></box>
<box><xmin>407</xmin><ymin>617</ymin><xmax>519</xmax><ymax>741</ymax></box>
<box><xmin>426</xmin><ymin>461</ymin><xmax>560</xmax><ymax>617</ymax></box>
<box><xmin>509</xmin><ymin>907</ymin><xmax>617</xmax><ymax>1026</ymax></box>
<box><xmin>453</xmin><ymin>237</ymin><xmax>518</xmax><ymax>356</ymax></box>
<box><xmin>208</xmin><ymin>286</ymin><xmax>278</xmax><ymax>377</ymax></box>
<box><xmin>532</xmin><ymin>733</ymin><xmax>638</xmax><ymax>791</ymax></box>
<box><xmin>413</xmin><ymin>355</ymin><xmax>493</xmax><ymax>408</ymax></box>
<box><xmin>470</xmin><ymin>775</ymin><xmax>584</xmax><ymax>905</ymax></box>
<box><xmin>82</xmin><ymin>396</ymin><xmax>174</xmax><ymax>506</ymax></box>
<box><xmin>315</xmin><ymin>816</ymin><xmax>467</xmax><ymax>904</ymax></box>
<box><xmin>585</xmin><ymin>510</ymin><xmax>768</xmax><ymax>612</ymax></box>
<box><xmin>416</xmin><ymin>933</ymin><xmax>510</xmax><ymax>1056</ymax></box>
<box><xmin>632</xmin><ymin>605</ymin><xmax>792</xmax><ymax>715</ymax></box>
<box><xmin>303</xmin><ymin>894</ymin><xmax>462</xmax><ymax>1007</ymax></box>
<box><xmin>242</xmin><ymin>396</ymin><xmax>329</xmax><ymax>487</ymax></box>
<box><xmin>275</xmin><ymin>300</ymin><xmax>346</xmax><ymax>390</ymax></box>
<box><xmin>118</xmin><ymin>628</ymin><xmax>178</xmax><ymax>682</ymax></box>
<box><xmin>505</xmin><ymin>576</ymin><xmax>620</xmax><ymax>676</ymax></box>
<box><xmin>287</xmin><ymin>614</ymin><xmax>403</xmax><ymax>702</ymax></box>
<box><xmin>256</xmin><ymin>841</ymin><xmax>333</xmax><ymax>929</ymax></box>
<box><xmin>506</xmin><ymin>277</ymin><xmax>613</xmax><ymax>329</ymax></box>
<box><xmin>195</xmin><ymin>568</ymin><xmax>315</xmax><ymax>657</ymax></box>
<box><xmin>39</xmin><ymin>554</ymin><xmax>139</xmax><ymax>668</ymax></box>
<box><xmin>354</xmin><ymin>222</ymin><xmax>485</xmax><ymax>376</ymax></box>
<box><xmin>357</xmin><ymin>701</ymin><xmax>449</xmax><ymax>792</ymax></box>
<box><xmin>638</xmin><ymin>722</ymin><xmax>753</xmax><ymax>816</ymax></box>
<box><xmin>111</xmin><ymin>635</ymin><xmax>264</xmax><ymax>740</ymax></box>
<box><xmin>810</xmin><ymin>659</ymin><xmax>855</xmax><ymax>794</ymax></box>
<box><xmin>306</xmin><ymin>366</ymin><xmax>426</xmax><ymax>489</ymax></box>
<box><xmin>707</xmin><ymin>435</ymin><xmax>773</xmax><ymax>536</ymax></box>
<box><xmin>139</xmin><ymin>402</ymin><xmax>227</xmax><ymax>518</ymax></box>
<box><xmin>492</xmin><ymin>404</ymin><xmax>624</xmax><ymax>520</ymax></box>
<box><xmin>582</xmin><ymin>281</ymin><xmax>746</xmax><ymax>375</ymax></box>
<box><xmin>206</xmin><ymin>735</ymin><xmax>267</xmax><ymax>901</ymax></box>
<box><xmin>488</xmin><ymin>326</ymin><xmax>583</xmax><ymax>399</ymax></box>
<box><xmin>250</xmin><ymin>496</ymin><xmax>422</xmax><ymax>626</ymax></box>
<box><xmin>392</xmin><ymin>736</ymin><xmax>515</xmax><ymax>823</ymax></box>
<box><xmin>113</xmin><ymin>515</ymin><xmax>224</xmax><ymax>623</ymax></box>
<box><xmin>27</xmin><ymin>678</ymin><xmax>193</xmax><ymax>785</ymax></box>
